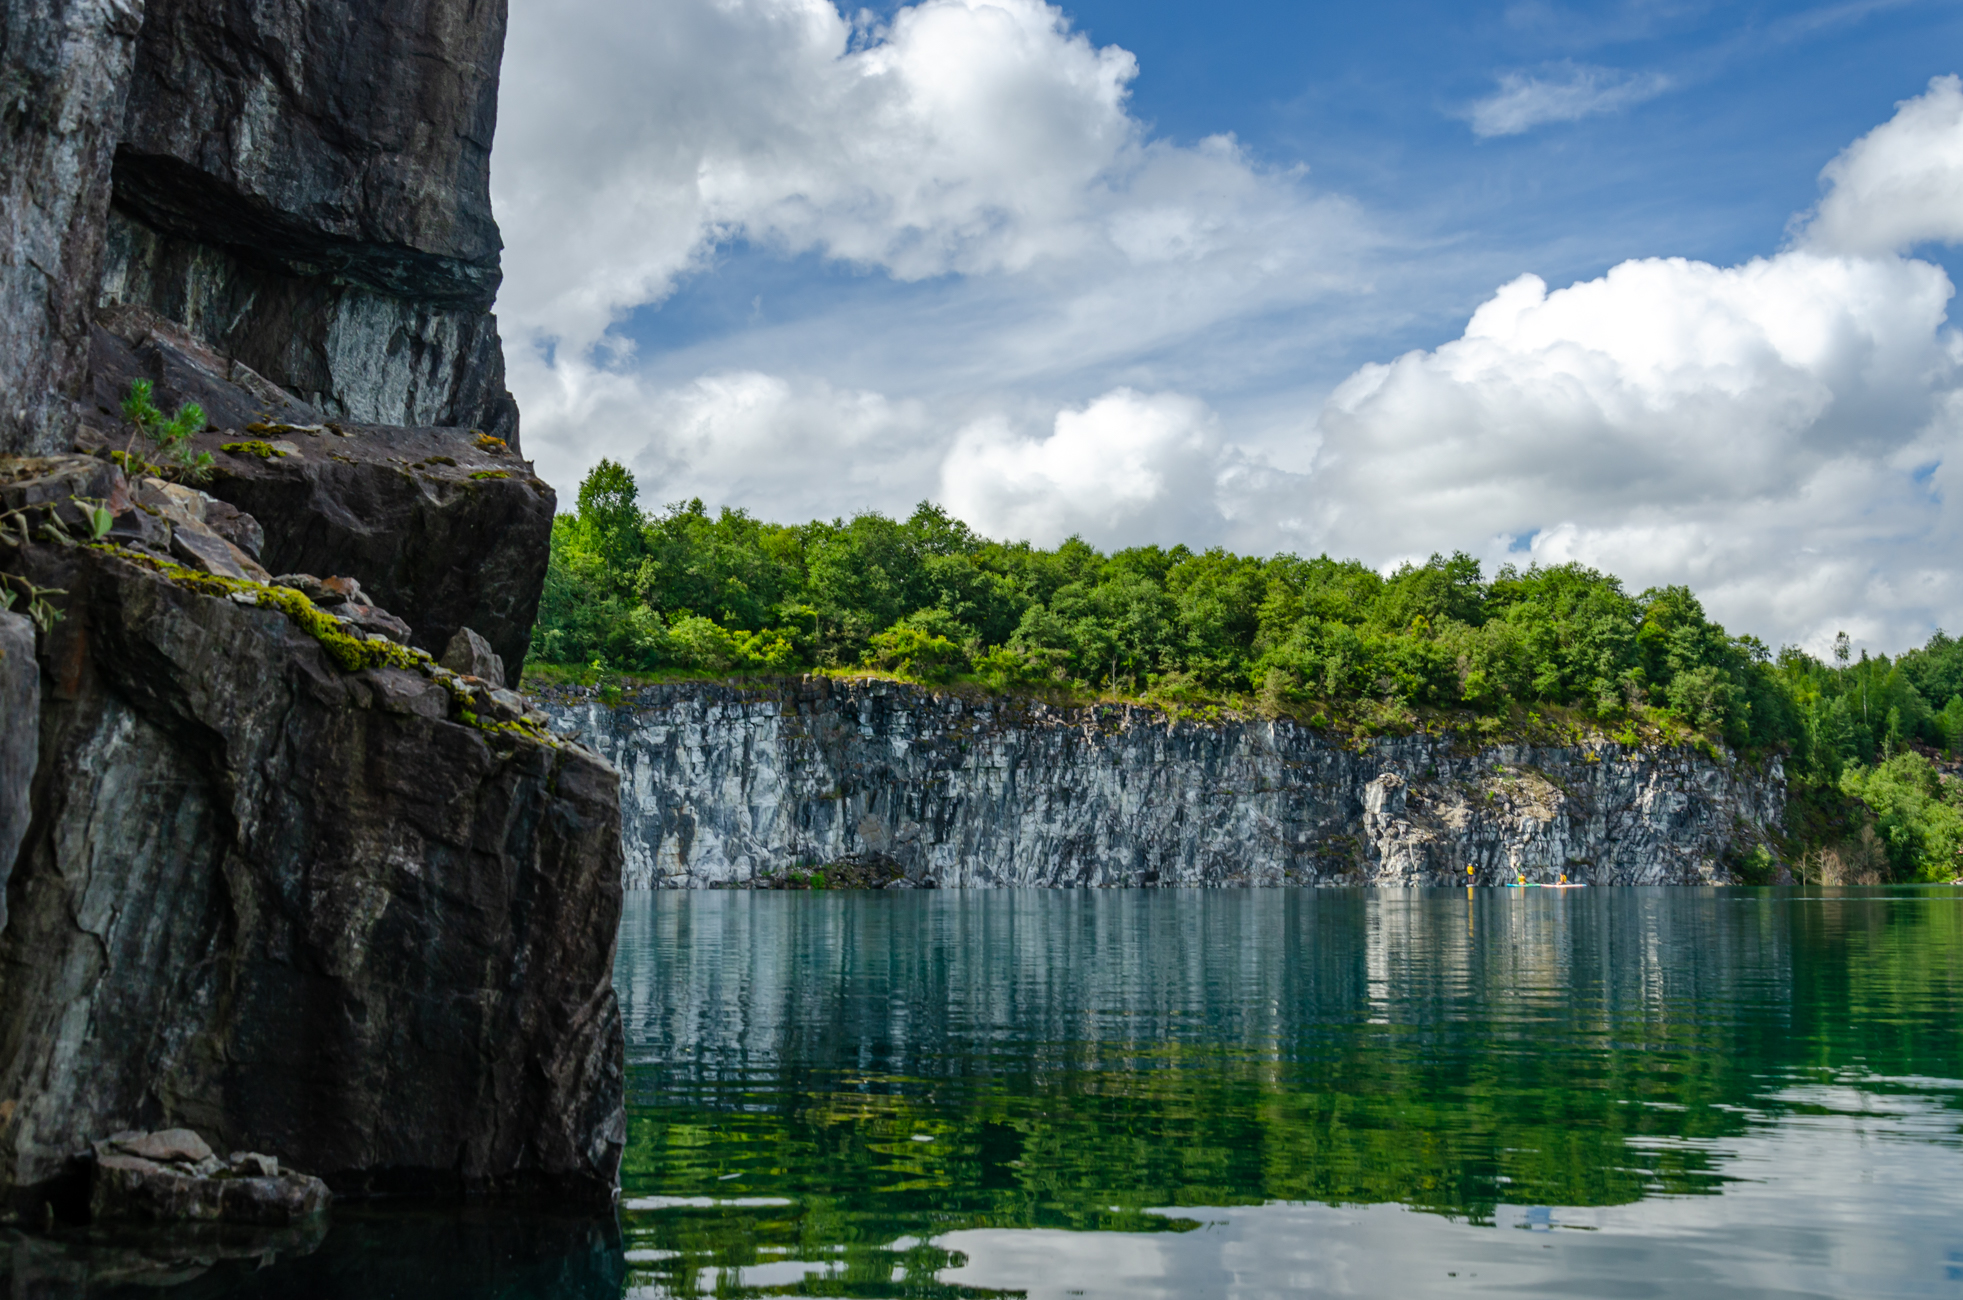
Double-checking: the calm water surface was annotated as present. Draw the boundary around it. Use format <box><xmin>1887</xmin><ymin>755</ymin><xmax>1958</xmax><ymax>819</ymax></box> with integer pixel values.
<box><xmin>13</xmin><ymin>887</ymin><xmax>1960</xmax><ymax>1297</ymax></box>
<box><xmin>616</xmin><ymin>888</ymin><xmax>1963</xmax><ymax>1300</ymax></box>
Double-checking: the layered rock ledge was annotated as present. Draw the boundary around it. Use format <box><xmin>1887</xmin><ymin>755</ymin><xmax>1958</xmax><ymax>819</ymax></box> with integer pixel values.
<box><xmin>0</xmin><ymin>463</ymin><xmax>624</xmax><ymax>1218</ymax></box>
<box><xmin>540</xmin><ymin>677</ymin><xmax>1784</xmax><ymax>889</ymax></box>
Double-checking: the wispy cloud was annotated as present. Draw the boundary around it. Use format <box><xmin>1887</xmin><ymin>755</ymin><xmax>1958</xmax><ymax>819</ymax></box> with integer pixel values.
<box><xmin>1464</xmin><ymin>62</ymin><xmax>1672</xmax><ymax>138</ymax></box>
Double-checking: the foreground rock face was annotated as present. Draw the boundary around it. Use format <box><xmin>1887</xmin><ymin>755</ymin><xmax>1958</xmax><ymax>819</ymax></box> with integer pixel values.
<box><xmin>542</xmin><ymin>678</ymin><xmax>1784</xmax><ymax>889</ymax></box>
<box><xmin>0</xmin><ymin>0</ymin><xmax>625</xmax><ymax>1227</ymax></box>
<box><xmin>0</xmin><ymin>481</ymin><xmax>625</xmax><ymax>1215</ymax></box>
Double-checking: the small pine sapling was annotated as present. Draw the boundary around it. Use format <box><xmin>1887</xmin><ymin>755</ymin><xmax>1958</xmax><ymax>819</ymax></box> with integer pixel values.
<box><xmin>121</xmin><ymin>379</ymin><xmax>215</xmax><ymax>482</ymax></box>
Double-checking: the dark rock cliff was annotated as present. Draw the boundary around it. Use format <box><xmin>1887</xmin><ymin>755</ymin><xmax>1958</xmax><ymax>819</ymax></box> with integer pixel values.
<box><xmin>0</xmin><ymin>0</ymin><xmax>144</xmax><ymax>456</ymax></box>
<box><xmin>543</xmin><ymin>678</ymin><xmax>1784</xmax><ymax>889</ymax></box>
<box><xmin>0</xmin><ymin>0</ymin><xmax>626</xmax><ymax>1223</ymax></box>
<box><xmin>100</xmin><ymin>0</ymin><xmax>519</xmax><ymax>441</ymax></box>
<box><xmin>0</xmin><ymin>512</ymin><xmax>622</xmax><ymax>1211</ymax></box>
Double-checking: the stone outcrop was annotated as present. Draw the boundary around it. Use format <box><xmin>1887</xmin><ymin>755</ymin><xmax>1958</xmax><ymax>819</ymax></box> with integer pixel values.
<box><xmin>91</xmin><ymin>1128</ymin><xmax>330</xmax><ymax>1225</ymax></box>
<box><xmin>97</xmin><ymin>0</ymin><xmax>518</xmax><ymax>440</ymax></box>
<box><xmin>0</xmin><ymin>465</ymin><xmax>624</xmax><ymax>1215</ymax></box>
<box><xmin>81</xmin><ymin>308</ymin><xmax>551</xmax><ymax>683</ymax></box>
<box><xmin>542</xmin><ymin>678</ymin><xmax>1785</xmax><ymax>889</ymax></box>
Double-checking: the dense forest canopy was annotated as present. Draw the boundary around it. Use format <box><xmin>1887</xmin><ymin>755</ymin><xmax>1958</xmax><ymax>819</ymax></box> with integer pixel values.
<box><xmin>533</xmin><ymin>460</ymin><xmax>1963</xmax><ymax>882</ymax></box>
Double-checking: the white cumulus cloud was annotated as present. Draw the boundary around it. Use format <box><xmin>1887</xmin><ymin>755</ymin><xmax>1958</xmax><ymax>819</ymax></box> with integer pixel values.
<box><xmin>1308</xmin><ymin>76</ymin><xmax>1963</xmax><ymax>654</ymax></box>
<box><xmin>495</xmin><ymin>0</ymin><xmax>1367</xmax><ymax>358</ymax></box>
<box><xmin>1796</xmin><ymin>74</ymin><xmax>1963</xmax><ymax>256</ymax></box>
<box><xmin>940</xmin><ymin>388</ymin><xmax>1307</xmax><ymax>549</ymax></box>
<box><xmin>499</xmin><ymin>0</ymin><xmax>1379</xmax><ymax>528</ymax></box>
<box><xmin>1464</xmin><ymin>63</ymin><xmax>1672</xmax><ymax>139</ymax></box>
<box><xmin>522</xmin><ymin>364</ymin><xmax>939</xmax><ymax>522</ymax></box>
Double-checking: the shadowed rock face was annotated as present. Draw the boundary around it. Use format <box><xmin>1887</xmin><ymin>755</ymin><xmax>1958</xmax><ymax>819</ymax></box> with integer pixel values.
<box><xmin>0</xmin><ymin>0</ymin><xmax>145</xmax><ymax>456</ymax></box>
<box><xmin>0</xmin><ymin>528</ymin><xmax>624</xmax><ymax>1215</ymax></box>
<box><xmin>541</xmin><ymin>678</ymin><xmax>1784</xmax><ymax>889</ymax></box>
<box><xmin>95</xmin><ymin>0</ymin><xmax>519</xmax><ymax>442</ymax></box>
<box><xmin>114</xmin><ymin>0</ymin><xmax>505</xmax><ymax>294</ymax></box>
<box><xmin>1</xmin><ymin>0</ymin><xmax>628</xmax><ymax>1223</ymax></box>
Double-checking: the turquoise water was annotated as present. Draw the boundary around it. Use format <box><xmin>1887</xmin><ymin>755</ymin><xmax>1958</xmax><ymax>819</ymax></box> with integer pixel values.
<box><xmin>616</xmin><ymin>888</ymin><xmax>1963</xmax><ymax>1300</ymax></box>
<box><xmin>15</xmin><ymin>887</ymin><xmax>1962</xmax><ymax>1297</ymax></box>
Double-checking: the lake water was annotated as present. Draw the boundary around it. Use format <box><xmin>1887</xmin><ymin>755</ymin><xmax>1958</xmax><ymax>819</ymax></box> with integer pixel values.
<box><xmin>13</xmin><ymin>887</ymin><xmax>1961</xmax><ymax>1298</ymax></box>
<box><xmin>615</xmin><ymin>888</ymin><xmax>1963</xmax><ymax>1300</ymax></box>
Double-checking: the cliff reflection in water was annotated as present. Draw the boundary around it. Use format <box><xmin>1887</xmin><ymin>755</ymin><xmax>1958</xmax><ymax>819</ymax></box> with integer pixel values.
<box><xmin>1</xmin><ymin>1206</ymin><xmax>626</xmax><ymax>1299</ymax></box>
<box><xmin>618</xmin><ymin>888</ymin><xmax>1963</xmax><ymax>1299</ymax></box>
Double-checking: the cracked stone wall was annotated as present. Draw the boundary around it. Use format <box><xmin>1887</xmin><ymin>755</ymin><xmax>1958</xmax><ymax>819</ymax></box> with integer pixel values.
<box><xmin>541</xmin><ymin>677</ymin><xmax>1784</xmax><ymax>889</ymax></box>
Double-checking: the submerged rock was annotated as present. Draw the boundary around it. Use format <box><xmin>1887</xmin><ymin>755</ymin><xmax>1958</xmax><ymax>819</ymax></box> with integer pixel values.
<box><xmin>541</xmin><ymin>677</ymin><xmax>1785</xmax><ymax>889</ymax></box>
<box><xmin>91</xmin><ymin>1130</ymin><xmax>329</xmax><ymax>1226</ymax></box>
<box><xmin>0</xmin><ymin>1217</ymin><xmax>328</xmax><ymax>1293</ymax></box>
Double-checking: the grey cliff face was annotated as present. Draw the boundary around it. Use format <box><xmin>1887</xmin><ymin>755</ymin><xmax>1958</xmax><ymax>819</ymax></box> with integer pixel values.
<box><xmin>0</xmin><ymin>611</ymin><xmax>35</xmax><ymax>930</ymax></box>
<box><xmin>543</xmin><ymin>678</ymin><xmax>1784</xmax><ymax>889</ymax></box>
<box><xmin>95</xmin><ymin>0</ymin><xmax>519</xmax><ymax>442</ymax></box>
<box><xmin>0</xmin><ymin>0</ymin><xmax>144</xmax><ymax>456</ymax></box>
<box><xmin>0</xmin><ymin>514</ymin><xmax>624</xmax><ymax>1214</ymax></box>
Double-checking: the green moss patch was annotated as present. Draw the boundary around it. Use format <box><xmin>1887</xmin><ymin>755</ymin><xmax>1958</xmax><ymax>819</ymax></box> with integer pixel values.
<box><xmin>91</xmin><ymin>542</ymin><xmax>563</xmax><ymax>748</ymax></box>
<box><xmin>221</xmin><ymin>440</ymin><xmax>287</xmax><ymax>459</ymax></box>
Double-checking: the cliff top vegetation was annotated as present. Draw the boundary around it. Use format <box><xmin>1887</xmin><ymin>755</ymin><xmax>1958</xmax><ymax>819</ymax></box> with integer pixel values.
<box><xmin>529</xmin><ymin>460</ymin><xmax>1963</xmax><ymax>882</ymax></box>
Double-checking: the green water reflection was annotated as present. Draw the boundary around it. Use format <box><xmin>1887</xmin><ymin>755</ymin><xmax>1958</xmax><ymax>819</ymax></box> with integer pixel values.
<box><xmin>616</xmin><ymin>888</ymin><xmax>1963</xmax><ymax>1299</ymax></box>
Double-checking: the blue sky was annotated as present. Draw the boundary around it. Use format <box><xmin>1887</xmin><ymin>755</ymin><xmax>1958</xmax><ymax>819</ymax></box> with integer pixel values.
<box><xmin>1105</xmin><ymin>0</ymin><xmax>1957</xmax><ymax>262</ymax></box>
<box><xmin>491</xmin><ymin>0</ymin><xmax>1963</xmax><ymax>653</ymax></box>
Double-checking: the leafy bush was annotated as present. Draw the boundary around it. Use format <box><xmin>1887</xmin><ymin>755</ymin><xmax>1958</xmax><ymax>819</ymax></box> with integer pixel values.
<box><xmin>668</xmin><ymin>615</ymin><xmax>795</xmax><ymax>673</ymax></box>
<box><xmin>1839</xmin><ymin>754</ymin><xmax>1963</xmax><ymax>881</ymax></box>
<box><xmin>866</xmin><ymin>622</ymin><xmax>967</xmax><ymax>683</ymax></box>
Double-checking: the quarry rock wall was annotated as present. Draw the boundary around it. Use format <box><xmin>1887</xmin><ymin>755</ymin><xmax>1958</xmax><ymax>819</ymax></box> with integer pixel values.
<box><xmin>542</xmin><ymin>678</ymin><xmax>1784</xmax><ymax>890</ymax></box>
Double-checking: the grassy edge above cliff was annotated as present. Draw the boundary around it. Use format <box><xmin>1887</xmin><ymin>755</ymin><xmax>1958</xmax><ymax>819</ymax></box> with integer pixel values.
<box><xmin>521</xmin><ymin>660</ymin><xmax>1723</xmax><ymax>753</ymax></box>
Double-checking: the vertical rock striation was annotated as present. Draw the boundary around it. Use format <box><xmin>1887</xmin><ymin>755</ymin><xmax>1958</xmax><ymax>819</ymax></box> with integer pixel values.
<box><xmin>0</xmin><ymin>0</ymin><xmax>144</xmax><ymax>456</ymax></box>
<box><xmin>0</xmin><ymin>496</ymin><xmax>624</xmax><ymax>1214</ymax></box>
<box><xmin>543</xmin><ymin>678</ymin><xmax>1784</xmax><ymax>889</ymax></box>
<box><xmin>0</xmin><ymin>610</ymin><xmax>36</xmax><ymax>931</ymax></box>
<box><xmin>0</xmin><ymin>0</ymin><xmax>625</xmax><ymax>1221</ymax></box>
